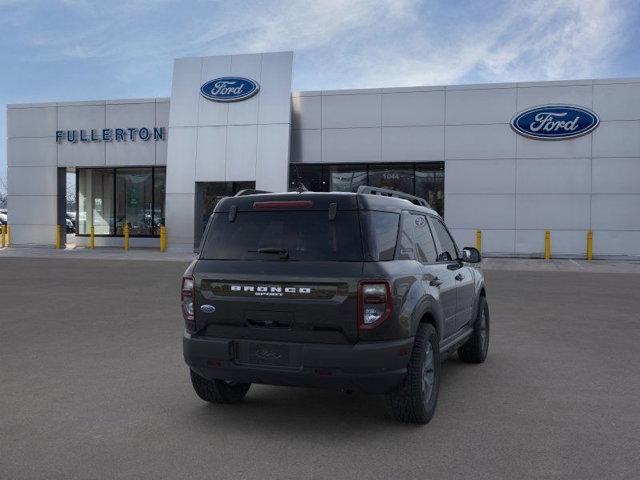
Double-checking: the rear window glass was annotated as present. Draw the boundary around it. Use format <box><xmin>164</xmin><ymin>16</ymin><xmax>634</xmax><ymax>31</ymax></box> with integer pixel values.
<box><xmin>201</xmin><ymin>211</ymin><xmax>364</xmax><ymax>261</ymax></box>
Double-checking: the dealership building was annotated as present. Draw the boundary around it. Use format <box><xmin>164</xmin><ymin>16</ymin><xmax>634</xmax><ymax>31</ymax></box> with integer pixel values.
<box><xmin>6</xmin><ymin>51</ymin><xmax>640</xmax><ymax>257</ymax></box>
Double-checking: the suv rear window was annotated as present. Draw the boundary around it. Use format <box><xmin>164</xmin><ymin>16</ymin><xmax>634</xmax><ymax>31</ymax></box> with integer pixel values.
<box><xmin>201</xmin><ymin>211</ymin><xmax>364</xmax><ymax>261</ymax></box>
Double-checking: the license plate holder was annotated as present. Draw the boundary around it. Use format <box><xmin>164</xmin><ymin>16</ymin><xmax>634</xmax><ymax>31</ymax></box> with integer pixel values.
<box><xmin>246</xmin><ymin>342</ymin><xmax>291</xmax><ymax>367</ymax></box>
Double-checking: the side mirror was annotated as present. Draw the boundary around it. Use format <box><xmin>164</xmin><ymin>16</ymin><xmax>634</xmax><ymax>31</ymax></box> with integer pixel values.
<box><xmin>462</xmin><ymin>247</ymin><xmax>481</xmax><ymax>263</ymax></box>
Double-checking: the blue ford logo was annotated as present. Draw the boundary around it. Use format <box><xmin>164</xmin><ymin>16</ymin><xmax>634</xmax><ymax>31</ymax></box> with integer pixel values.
<box><xmin>200</xmin><ymin>77</ymin><xmax>260</xmax><ymax>102</ymax></box>
<box><xmin>511</xmin><ymin>105</ymin><xmax>599</xmax><ymax>140</ymax></box>
<box><xmin>200</xmin><ymin>304</ymin><xmax>216</xmax><ymax>314</ymax></box>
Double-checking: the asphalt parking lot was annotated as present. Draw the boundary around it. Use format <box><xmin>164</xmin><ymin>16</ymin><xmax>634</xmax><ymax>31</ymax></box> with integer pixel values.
<box><xmin>1</xmin><ymin>257</ymin><xmax>640</xmax><ymax>479</ymax></box>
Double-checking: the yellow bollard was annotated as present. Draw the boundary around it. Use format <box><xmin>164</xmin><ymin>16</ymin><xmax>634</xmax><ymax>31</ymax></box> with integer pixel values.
<box><xmin>55</xmin><ymin>225</ymin><xmax>62</xmax><ymax>249</ymax></box>
<box><xmin>6</xmin><ymin>224</ymin><xmax>10</xmax><ymax>246</ymax></box>
<box><xmin>544</xmin><ymin>230</ymin><xmax>551</xmax><ymax>260</ymax></box>
<box><xmin>90</xmin><ymin>224</ymin><xmax>95</xmax><ymax>249</ymax></box>
<box><xmin>1</xmin><ymin>224</ymin><xmax>6</xmax><ymax>248</ymax></box>
<box><xmin>476</xmin><ymin>229</ymin><xmax>482</xmax><ymax>253</ymax></box>
<box><xmin>124</xmin><ymin>224</ymin><xmax>129</xmax><ymax>251</ymax></box>
<box><xmin>587</xmin><ymin>230</ymin><xmax>593</xmax><ymax>261</ymax></box>
<box><xmin>160</xmin><ymin>226</ymin><xmax>167</xmax><ymax>252</ymax></box>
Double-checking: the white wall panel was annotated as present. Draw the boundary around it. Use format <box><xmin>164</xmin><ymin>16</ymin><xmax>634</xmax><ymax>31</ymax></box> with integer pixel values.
<box><xmin>290</xmin><ymin>129</ymin><xmax>321</xmax><ymax>163</ymax></box>
<box><xmin>516</xmin><ymin>158</ymin><xmax>590</xmax><ymax>194</ymax></box>
<box><xmin>593</xmin><ymin>82</ymin><xmax>640</xmax><ymax>121</ymax></box>
<box><xmin>170</xmin><ymin>57</ymin><xmax>202</xmax><ymax>127</ymax></box>
<box><xmin>166</xmin><ymin>128</ymin><xmax>196</xmax><ymax>194</ymax></box>
<box><xmin>7</xmin><ymin>106</ymin><xmax>57</xmax><ymax>138</ymax></box>
<box><xmin>58</xmin><ymin>104</ymin><xmax>105</xmax><ymax>132</ymax></box>
<box><xmin>449</xmin><ymin>228</ymin><xmax>516</xmax><ymax>254</ymax></box>
<box><xmin>322</xmin><ymin>128</ymin><xmax>381</xmax><ymax>163</ymax></box>
<box><xmin>7</xmin><ymin>195</ymin><xmax>57</xmax><ymax>225</ymax></box>
<box><xmin>259</xmin><ymin>51</ymin><xmax>294</xmax><ymax>124</ymax></box>
<box><xmin>4</xmin><ymin>224</ymin><xmax>56</xmax><ymax>246</ymax></box>
<box><xmin>226</xmin><ymin>125</ymin><xmax>257</xmax><ymax>180</ymax></box>
<box><xmin>155</xmin><ymin>101</ymin><xmax>170</xmax><ymax>165</ymax></box>
<box><xmin>516</xmin><ymin>134</ymin><xmax>591</xmax><ymax>159</ymax></box>
<box><xmin>197</xmin><ymin>55</ymin><xmax>231</xmax><ymax>127</ymax></box>
<box><xmin>516</xmin><ymin>194</ymin><xmax>589</xmax><ymax>230</ymax></box>
<box><xmin>165</xmin><ymin>193</ymin><xmax>195</xmax><ymax>248</ymax></box>
<box><xmin>592</xmin><ymin>231</ymin><xmax>640</xmax><ymax>256</ymax></box>
<box><xmin>106</xmin><ymin>102</ymin><xmax>155</xmax><ymax>127</ymax></box>
<box><xmin>446</xmin><ymin>88</ymin><xmax>516</xmax><ymax>125</ymax></box>
<box><xmin>195</xmin><ymin>126</ymin><xmax>227</xmax><ymax>181</ymax></box>
<box><xmin>7</xmin><ymin>166</ymin><xmax>58</xmax><ymax>196</ymax></box>
<box><xmin>444</xmin><ymin>194</ymin><xmax>515</xmax><ymax>229</ymax></box>
<box><xmin>57</xmin><ymin>141</ymin><xmax>105</xmax><ymax>167</ymax></box>
<box><xmin>381</xmin><ymin>91</ymin><xmax>444</xmax><ymax>126</ymax></box>
<box><xmin>227</xmin><ymin>54</ymin><xmax>261</xmax><ymax>126</ymax></box>
<box><xmin>445</xmin><ymin>159</ymin><xmax>515</xmax><ymax>194</ymax></box>
<box><xmin>106</xmin><ymin>139</ymin><xmax>155</xmax><ymax>166</ymax></box>
<box><xmin>381</xmin><ymin>126</ymin><xmax>444</xmax><ymax>161</ymax></box>
<box><xmin>515</xmin><ymin>229</ymin><xmax>586</xmax><ymax>256</ymax></box>
<box><xmin>592</xmin><ymin>158</ymin><xmax>640</xmax><ymax>193</ymax></box>
<box><xmin>445</xmin><ymin>124</ymin><xmax>515</xmax><ymax>159</ymax></box>
<box><xmin>322</xmin><ymin>94</ymin><xmax>381</xmax><ymax>128</ymax></box>
<box><xmin>292</xmin><ymin>95</ymin><xmax>321</xmax><ymax>130</ymax></box>
<box><xmin>516</xmin><ymin>85</ymin><xmax>592</xmax><ymax>111</ymax></box>
<box><xmin>591</xmin><ymin>195</ymin><xmax>640</xmax><ymax>230</ymax></box>
<box><xmin>8</xmin><ymin>137</ymin><xmax>57</xmax><ymax>167</ymax></box>
<box><xmin>256</xmin><ymin>124</ymin><xmax>290</xmax><ymax>192</ymax></box>
<box><xmin>592</xmin><ymin>121</ymin><xmax>640</xmax><ymax>157</ymax></box>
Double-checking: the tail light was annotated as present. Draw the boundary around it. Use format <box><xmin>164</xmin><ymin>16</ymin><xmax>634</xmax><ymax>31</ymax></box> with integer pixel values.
<box><xmin>358</xmin><ymin>281</ymin><xmax>392</xmax><ymax>330</ymax></box>
<box><xmin>181</xmin><ymin>276</ymin><xmax>195</xmax><ymax>330</ymax></box>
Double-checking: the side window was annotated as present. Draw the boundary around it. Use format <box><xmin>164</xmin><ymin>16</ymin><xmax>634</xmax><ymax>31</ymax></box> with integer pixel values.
<box><xmin>430</xmin><ymin>218</ymin><xmax>459</xmax><ymax>262</ymax></box>
<box><xmin>396</xmin><ymin>213</ymin><xmax>417</xmax><ymax>260</ymax></box>
<box><xmin>413</xmin><ymin>214</ymin><xmax>438</xmax><ymax>263</ymax></box>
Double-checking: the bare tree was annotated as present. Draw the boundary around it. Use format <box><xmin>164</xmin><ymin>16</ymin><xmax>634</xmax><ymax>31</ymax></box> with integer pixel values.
<box><xmin>0</xmin><ymin>176</ymin><xmax>7</xmax><ymax>209</ymax></box>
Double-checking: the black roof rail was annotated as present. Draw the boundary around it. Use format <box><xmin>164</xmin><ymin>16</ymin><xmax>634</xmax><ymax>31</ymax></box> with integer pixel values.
<box><xmin>234</xmin><ymin>189</ymin><xmax>272</xmax><ymax>197</ymax></box>
<box><xmin>356</xmin><ymin>185</ymin><xmax>431</xmax><ymax>208</ymax></box>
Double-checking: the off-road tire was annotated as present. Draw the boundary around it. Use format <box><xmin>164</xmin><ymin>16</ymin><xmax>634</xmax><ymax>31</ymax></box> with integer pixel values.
<box><xmin>387</xmin><ymin>323</ymin><xmax>441</xmax><ymax>424</ymax></box>
<box><xmin>190</xmin><ymin>369</ymin><xmax>251</xmax><ymax>404</ymax></box>
<box><xmin>458</xmin><ymin>296</ymin><xmax>490</xmax><ymax>364</ymax></box>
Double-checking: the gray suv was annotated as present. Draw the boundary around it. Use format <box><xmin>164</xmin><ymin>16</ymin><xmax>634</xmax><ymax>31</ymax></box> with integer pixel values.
<box><xmin>181</xmin><ymin>186</ymin><xmax>489</xmax><ymax>424</ymax></box>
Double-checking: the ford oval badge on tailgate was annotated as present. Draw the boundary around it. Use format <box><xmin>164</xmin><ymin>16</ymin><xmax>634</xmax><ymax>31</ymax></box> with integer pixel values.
<box><xmin>200</xmin><ymin>304</ymin><xmax>216</xmax><ymax>314</ymax></box>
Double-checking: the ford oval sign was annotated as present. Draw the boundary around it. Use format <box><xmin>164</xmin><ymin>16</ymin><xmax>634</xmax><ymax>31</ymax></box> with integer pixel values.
<box><xmin>511</xmin><ymin>105</ymin><xmax>599</xmax><ymax>140</ymax></box>
<box><xmin>200</xmin><ymin>77</ymin><xmax>260</xmax><ymax>102</ymax></box>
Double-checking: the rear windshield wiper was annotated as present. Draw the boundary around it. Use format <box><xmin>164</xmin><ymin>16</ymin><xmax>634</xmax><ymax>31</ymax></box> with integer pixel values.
<box><xmin>249</xmin><ymin>247</ymin><xmax>290</xmax><ymax>259</ymax></box>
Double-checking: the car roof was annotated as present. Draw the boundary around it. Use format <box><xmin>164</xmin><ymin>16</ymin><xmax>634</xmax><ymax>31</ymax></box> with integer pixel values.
<box><xmin>215</xmin><ymin>191</ymin><xmax>440</xmax><ymax>217</ymax></box>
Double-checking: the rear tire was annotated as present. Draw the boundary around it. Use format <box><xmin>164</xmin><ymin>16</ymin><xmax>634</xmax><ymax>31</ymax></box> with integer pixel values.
<box><xmin>189</xmin><ymin>369</ymin><xmax>251</xmax><ymax>404</ymax></box>
<box><xmin>458</xmin><ymin>296</ymin><xmax>490</xmax><ymax>364</ymax></box>
<box><xmin>387</xmin><ymin>323</ymin><xmax>441</xmax><ymax>424</ymax></box>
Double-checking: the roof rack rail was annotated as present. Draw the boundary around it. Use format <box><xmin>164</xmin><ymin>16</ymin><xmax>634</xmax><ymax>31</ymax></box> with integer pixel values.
<box><xmin>234</xmin><ymin>189</ymin><xmax>272</xmax><ymax>197</ymax></box>
<box><xmin>356</xmin><ymin>185</ymin><xmax>431</xmax><ymax>208</ymax></box>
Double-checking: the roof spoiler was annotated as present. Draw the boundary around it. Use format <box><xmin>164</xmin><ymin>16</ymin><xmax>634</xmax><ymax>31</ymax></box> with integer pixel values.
<box><xmin>234</xmin><ymin>189</ymin><xmax>272</xmax><ymax>197</ymax></box>
<box><xmin>356</xmin><ymin>185</ymin><xmax>431</xmax><ymax>208</ymax></box>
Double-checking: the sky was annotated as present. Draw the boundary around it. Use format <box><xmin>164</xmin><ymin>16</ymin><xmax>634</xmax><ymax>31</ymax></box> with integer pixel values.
<box><xmin>1</xmin><ymin>0</ymin><xmax>639</xmax><ymax>191</ymax></box>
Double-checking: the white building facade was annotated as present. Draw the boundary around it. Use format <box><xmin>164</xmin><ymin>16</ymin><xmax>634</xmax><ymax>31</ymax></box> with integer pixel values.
<box><xmin>6</xmin><ymin>51</ymin><xmax>640</xmax><ymax>257</ymax></box>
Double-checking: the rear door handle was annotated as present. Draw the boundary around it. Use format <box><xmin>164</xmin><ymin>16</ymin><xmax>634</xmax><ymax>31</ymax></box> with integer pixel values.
<box><xmin>429</xmin><ymin>277</ymin><xmax>442</xmax><ymax>287</ymax></box>
<box><xmin>455</xmin><ymin>273</ymin><xmax>464</xmax><ymax>281</ymax></box>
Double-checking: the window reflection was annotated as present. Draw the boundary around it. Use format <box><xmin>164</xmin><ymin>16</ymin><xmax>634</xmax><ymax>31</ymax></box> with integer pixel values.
<box><xmin>323</xmin><ymin>164</ymin><xmax>367</xmax><ymax>192</ymax></box>
<box><xmin>368</xmin><ymin>164</ymin><xmax>414</xmax><ymax>193</ymax></box>
<box><xmin>415</xmin><ymin>164</ymin><xmax>445</xmax><ymax>217</ymax></box>
<box><xmin>78</xmin><ymin>169</ymin><xmax>114</xmax><ymax>235</ymax></box>
<box><xmin>116</xmin><ymin>169</ymin><xmax>153</xmax><ymax>236</ymax></box>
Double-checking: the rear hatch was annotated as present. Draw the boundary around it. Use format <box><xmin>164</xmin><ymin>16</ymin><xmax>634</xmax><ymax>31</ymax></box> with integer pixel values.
<box><xmin>193</xmin><ymin>194</ymin><xmax>364</xmax><ymax>344</ymax></box>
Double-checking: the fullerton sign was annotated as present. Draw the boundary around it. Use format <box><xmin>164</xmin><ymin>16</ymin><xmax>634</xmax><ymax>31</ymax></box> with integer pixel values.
<box><xmin>55</xmin><ymin>127</ymin><xmax>165</xmax><ymax>143</ymax></box>
<box><xmin>510</xmin><ymin>105</ymin><xmax>599</xmax><ymax>140</ymax></box>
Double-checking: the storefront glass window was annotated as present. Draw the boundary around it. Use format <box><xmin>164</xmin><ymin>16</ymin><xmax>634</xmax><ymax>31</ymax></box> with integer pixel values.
<box><xmin>368</xmin><ymin>164</ymin><xmax>414</xmax><ymax>193</ymax></box>
<box><xmin>76</xmin><ymin>167</ymin><xmax>165</xmax><ymax>237</ymax></box>
<box><xmin>289</xmin><ymin>164</ymin><xmax>323</xmax><ymax>191</ymax></box>
<box><xmin>153</xmin><ymin>169</ymin><xmax>166</xmax><ymax>233</ymax></box>
<box><xmin>78</xmin><ymin>169</ymin><xmax>114</xmax><ymax>235</ymax></box>
<box><xmin>323</xmin><ymin>164</ymin><xmax>367</xmax><ymax>192</ymax></box>
<box><xmin>115</xmin><ymin>169</ymin><xmax>153</xmax><ymax>236</ymax></box>
<box><xmin>415</xmin><ymin>164</ymin><xmax>445</xmax><ymax>217</ymax></box>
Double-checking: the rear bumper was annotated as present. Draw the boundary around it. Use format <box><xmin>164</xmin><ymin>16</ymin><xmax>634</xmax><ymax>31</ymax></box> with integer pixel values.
<box><xmin>183</xmin><ymin>333</ymin><xmax>414</xmax><ymax>394</ymax></box>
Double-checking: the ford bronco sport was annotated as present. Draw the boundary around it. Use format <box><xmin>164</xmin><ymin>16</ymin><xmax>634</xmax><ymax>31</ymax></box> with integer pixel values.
<box><xmin>182</xmin><ymin>186</ymin><xmax>489</xmax><ymax>424</ymax></box>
